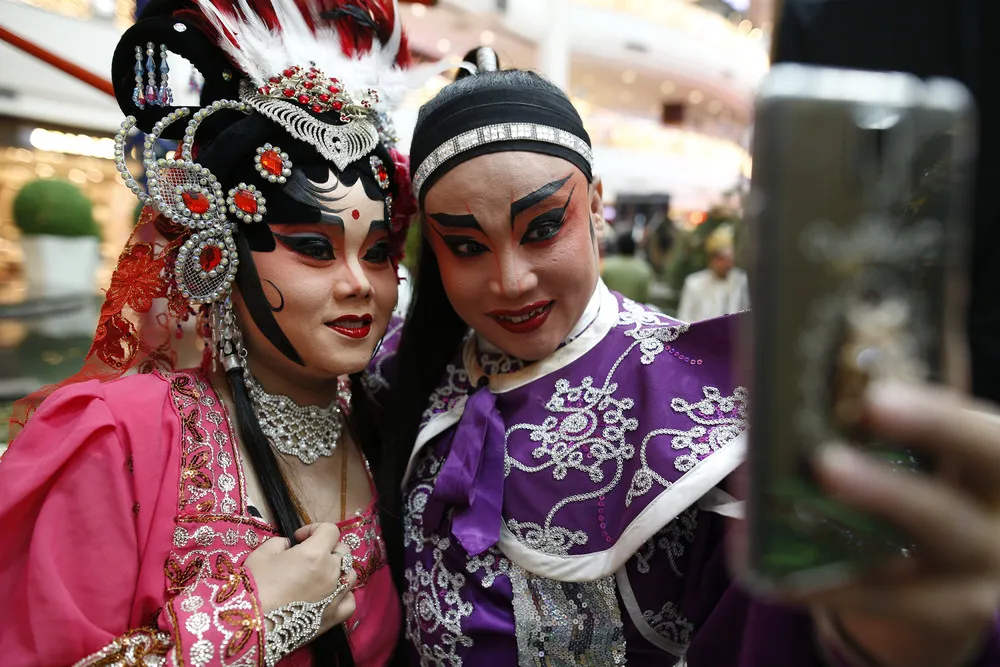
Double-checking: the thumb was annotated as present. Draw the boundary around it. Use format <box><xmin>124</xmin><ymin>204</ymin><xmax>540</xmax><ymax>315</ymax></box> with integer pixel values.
<box><xmin>256</xmin><ymin>536</ymin><xmax>291</xmax><ymax>555</ymax></box>
<box><xmin>294</xmin><ymin>523</ymin><xmax>325</xmax><ymax>543</ymax></box>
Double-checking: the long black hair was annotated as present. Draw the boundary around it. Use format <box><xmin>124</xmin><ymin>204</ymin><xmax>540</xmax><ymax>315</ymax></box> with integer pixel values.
<box><xmin>226</xmin><ymin>365</ymin><xmax>385</xmax><ymax>667</ymax></box>
<box><xmin>378</xmin><ymin>67</ymin><xmax>577</xmax><ymax>586</ymax></box>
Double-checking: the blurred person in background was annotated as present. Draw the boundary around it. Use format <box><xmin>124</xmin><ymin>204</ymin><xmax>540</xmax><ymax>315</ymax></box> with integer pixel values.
<box><xmin>773</xmin><ymin>0</ymin><xmax>1000</xmax><ymax>405</ymax></box>
<box><xmin>677</xmin><ymin>223</ymin><xmax>749</xmax><ymax>322</ymax></box>
<box><xmin>600</xmin><ymin>227</ymin><xmax>654</xmax><ymax>303</ymax></box>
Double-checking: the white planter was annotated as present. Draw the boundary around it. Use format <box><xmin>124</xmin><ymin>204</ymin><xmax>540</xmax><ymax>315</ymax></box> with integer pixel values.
<box><xmin>20</xmin><ymin>235</ymin><xmax>100</xmax><ymax>299</ymax></box>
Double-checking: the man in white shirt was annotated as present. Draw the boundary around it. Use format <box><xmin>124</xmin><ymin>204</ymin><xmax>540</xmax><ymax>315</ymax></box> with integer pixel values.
<box><xmin>676</xmin><ymin>225</ymin><xmax>750</xmax><ymax>323</ymax></box>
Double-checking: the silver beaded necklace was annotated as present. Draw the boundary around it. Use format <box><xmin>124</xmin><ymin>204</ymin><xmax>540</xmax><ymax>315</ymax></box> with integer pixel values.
<box><xmin>243</xmin><ymin>372</ymin><xmax>352</xmax><ymax>465</ymax></box>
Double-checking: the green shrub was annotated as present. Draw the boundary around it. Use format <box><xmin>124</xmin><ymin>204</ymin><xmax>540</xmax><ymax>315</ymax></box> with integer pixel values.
<box><xmin>657</xmin><ymin>206</ymin><xmax>744</xmax><ymax>313</ymax></box>
<box><xmin>402</xmin><ymin>220</ymin><xmax>421</xmax><ymax>273</ymax></box>
<box><xmin>12</xmin><ymin>179</ymin><xmax>101</xmax><ymax>238</ymax></box>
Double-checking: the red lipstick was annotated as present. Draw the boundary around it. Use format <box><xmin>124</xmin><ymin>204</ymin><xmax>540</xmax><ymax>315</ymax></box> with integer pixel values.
<box><xmin>488</xmin><ymin>300</ymin><xmax>554</xmax><ymax>334</ymax></box>
<box><xmin>327</xmin><ymin>314</ymin><xmax>373</xmax><ymax>339</ymax></box>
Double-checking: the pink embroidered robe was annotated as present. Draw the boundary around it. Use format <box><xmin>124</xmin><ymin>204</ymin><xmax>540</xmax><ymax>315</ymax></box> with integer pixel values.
<box><xmin>0</xmin><ymin>369</ymin><xmax>400</xmax><ymax>667</ymax></box>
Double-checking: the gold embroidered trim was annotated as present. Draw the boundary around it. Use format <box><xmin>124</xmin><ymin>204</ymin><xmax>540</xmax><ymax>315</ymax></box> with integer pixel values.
<box><xmin>72</xmin><ymin>629</ymin><xmax>171</xmax><ymax>667</ymax></box>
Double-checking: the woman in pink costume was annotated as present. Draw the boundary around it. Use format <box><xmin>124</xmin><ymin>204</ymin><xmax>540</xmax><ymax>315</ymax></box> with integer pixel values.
<box><xmin>0</xmin><ymin>0</ymin><xmax>421</xmax><ymax>665</ymax></box>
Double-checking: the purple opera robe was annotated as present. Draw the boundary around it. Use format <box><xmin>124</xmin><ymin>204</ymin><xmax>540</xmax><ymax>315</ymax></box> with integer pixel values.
<box><xmin>370</xmin><ymin>282</ymin><xmax>1000</xmax><ymax>667</ymax></box>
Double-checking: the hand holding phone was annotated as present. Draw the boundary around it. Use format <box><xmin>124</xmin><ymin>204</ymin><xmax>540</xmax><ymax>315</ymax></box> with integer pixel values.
<box><xmin>738</xmin><ymin>64</ymin><xmax>977</xmax><ymax>594</ymax></box>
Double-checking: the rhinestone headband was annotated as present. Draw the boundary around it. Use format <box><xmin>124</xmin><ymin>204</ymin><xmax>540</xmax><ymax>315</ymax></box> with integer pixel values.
<box><xmin>411</xmin><ymin>122</ymin><xmax>595</xmax><ymax>199</ymax></box>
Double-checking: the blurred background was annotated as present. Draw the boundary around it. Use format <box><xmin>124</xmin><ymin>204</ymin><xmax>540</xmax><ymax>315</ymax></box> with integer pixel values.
<box><xmin>0</xmin><ymin>0</ymin><xmax>779</xmax><ymax>441</ymax></box>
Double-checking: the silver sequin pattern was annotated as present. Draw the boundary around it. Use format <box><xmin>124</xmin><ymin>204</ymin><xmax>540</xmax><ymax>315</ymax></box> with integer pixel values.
<box><xmin>509</xmin><ymin>565</ymin><xmax>626</xmax><ymax>667</ymax></box>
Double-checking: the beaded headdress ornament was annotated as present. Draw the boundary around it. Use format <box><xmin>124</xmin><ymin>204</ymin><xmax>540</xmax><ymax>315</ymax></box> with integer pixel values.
<box><xmin>7</xmin><ymin>0</ymin><xmax>423</xmax><ymax>440</ymax></box>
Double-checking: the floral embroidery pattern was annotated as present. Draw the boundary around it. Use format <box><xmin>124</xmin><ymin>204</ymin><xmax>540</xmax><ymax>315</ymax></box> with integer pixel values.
<box><xmin>625</xmin><ymin>385</ymin><xmax>747</xmax><ymax>506</ymax></box>
<box><xmin>72</xmin><ymin>628</ymin><xmax>171</xmax><ymax>667</ymax></box>
<box><xmin>404</xmin><ymin>451</ymin><xmax>476</xmax><ymax>666</ymax></box>
<box><xmin>513</xmin><ymin>376</ymin><xmax>637</xmax><ymax>482</ymax></box>
<box><xmin>160</xmin><ymin>370</ymin><xmax>267</xmax><ymax>666</ymax></box>
<box><xmin>165</xmin><ymin>554</ymin><xmax>262</xmax><ymax>666</ymax></box>
<box><xmin>403</xmin><ymin>454</ymin><xmax>443</xmax><ymax>552</ymax></box>
<box><xmin>421</xmin><ymin>363</ymin><xmax>472</xmax><ymax>428</ymax></box>
<box><xmin>617</xmin><ymin>298</ymin><xmax>688</xmax><ymax>365</ymax></box>
<box><xmin>641</xmin><ymin>601</ymin><xmax>694</xmax><ymax>647</ymax></box>
<box><xmin>403</xmin><ymin>535</ymin><xmax>475</xmax><ymax>667</ymax></box>
<box><xmin>339</xmin><ymin>509</ymin><xmax>388</xmax><ymax>589</ymax></box>
<box><xmin>505</xmin><ymin>518</ymin><xmax>588</xmax><ymax>557</ymax></box>
<box><xmin>496</xmin><ymin>298</ymin><xmax>745</xmax><ymax>557</ymax></box>
<box><xmin>633</xmin><ymin>508</ymin><xmax>698</xmax><ymax>578</ymax></box>
<box><xmin>465</xmin><ymin>547</ymin><xmax>511</xmax><ymax>589</ymax></box>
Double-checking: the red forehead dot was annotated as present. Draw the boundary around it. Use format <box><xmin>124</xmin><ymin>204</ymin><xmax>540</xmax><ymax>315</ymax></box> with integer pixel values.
<box><xmin>352</xmin><ymin>209</ymin><xmax>360</xmax><ymax>220</ymax></box>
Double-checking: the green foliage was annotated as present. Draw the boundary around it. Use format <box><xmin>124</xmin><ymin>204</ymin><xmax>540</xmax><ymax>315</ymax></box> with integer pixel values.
<box><xmin>659</xmin><ymin>206</ymin><xmax>743</xmax><ymax>312</ymax></box>
<box><xmin>12</xmin><ymin>179</ymin><xmax>101</xmax><ymax>238</ymax></box>
<box><xmin>402</xmin><ymin>220</ymin><xmax>422</xmax><ymax>274</ymax></box>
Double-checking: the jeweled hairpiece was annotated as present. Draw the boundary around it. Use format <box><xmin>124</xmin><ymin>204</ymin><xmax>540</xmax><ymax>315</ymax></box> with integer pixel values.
<box><xmin>241</xmin><ymin>82</ymin><xmax>380</xmax><ymax>171</ymax></box>
<box><xmin>227</xmin><ymin>183</ymin><xmax>266</xmax><ymax>223</ymax></box>
<box><xmin>254</xmin><ymin>143</ymin><xmax>293</xmax><ymax>183</ymax></box>
<box><xmin>370</xmin><ymin>156</ymin><xmax>390</xmax><ymax>190</ymax></box>
<box><xmin>191</xmin><ymin>0</ymin><xmax>430</xmax><ymax>171</ymax></box>
<box><xmin>115</xmin><ymin>100</ymin><xmax>254</xmax><ymax>305</ymax></box>
<box><xmin>411</xmin><ymin>122</ymin><xmax>595</xmax><ymax>199</ymax></box>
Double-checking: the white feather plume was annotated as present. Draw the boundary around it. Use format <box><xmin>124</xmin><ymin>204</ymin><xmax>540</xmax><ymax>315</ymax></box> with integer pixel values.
<box><xmin>193</xmin><ymin>0</ymin><xmax>435</xmax><ymax>113</ymax></box>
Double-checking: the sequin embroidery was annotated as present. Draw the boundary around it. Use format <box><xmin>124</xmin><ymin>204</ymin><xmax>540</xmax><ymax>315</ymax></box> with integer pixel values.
<box><xmin>509</xmin><ymin>565</ymin><xmax>626</xmax><ymax>666</ymax></box>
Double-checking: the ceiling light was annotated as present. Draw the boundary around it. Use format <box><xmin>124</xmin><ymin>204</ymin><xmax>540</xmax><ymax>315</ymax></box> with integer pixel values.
<box><xmin>660</xmin><ymin>81</ymin><xmax>675</xmax><ymax>95</ymax></box>
<box><xmin>748</xmin><ymin>27</ymin><xmax>763</xmax><ymax>40</ymax></box>
<box><xmin>480</xmin><ymin>30</ymin><xmax>495</xmax><ymax>45</ymax></box>
<box><xmin>622</xmin><ymin>70</ymin><xmax>637</xmax><ymax>85</ymax></box>
<box><xmin>738</xmin><ymin>19</ymin><xmax>753</xmax><ymax>35</ymax></box>
<box><xmin>688</xmin><ymin>90</ymin><xmax>704</xmax><ymax>105</ymax></box>
<box><xmin>29</xmin><ymin>128</ymin><xmax>116</xmax><ymax>159</ymax></box>
<box><xmin>437</xmin><ymin>38</ymin><xmax>451</xmax><ymax>54</ymax></box>
<box><xmin>411</xmin><ymin>4</ymin><xmax>426</xmax><ymax>17</ymax></box>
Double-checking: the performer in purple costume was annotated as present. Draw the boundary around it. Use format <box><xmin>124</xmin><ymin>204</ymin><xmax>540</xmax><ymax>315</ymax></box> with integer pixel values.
<box><xmin>369</xmin><ymin>48</ymin><xmax>1000</xmax><ymax>667</ymax></box>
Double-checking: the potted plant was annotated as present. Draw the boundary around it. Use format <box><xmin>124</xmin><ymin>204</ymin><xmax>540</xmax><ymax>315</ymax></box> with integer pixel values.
<box><xmin>13</xmin><ymin>179</ymin><xmax>102</xmax><ymax>298</ymax></box>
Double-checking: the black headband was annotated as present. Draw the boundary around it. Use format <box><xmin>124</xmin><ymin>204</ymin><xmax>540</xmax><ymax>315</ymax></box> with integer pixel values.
<box><xmin>409</xmin><ymin>85</ymin><xmax>594</xmax><ymax>203</ymax></box>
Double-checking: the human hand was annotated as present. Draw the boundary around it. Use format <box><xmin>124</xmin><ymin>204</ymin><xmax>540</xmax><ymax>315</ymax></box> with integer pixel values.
<box><xmin>798</xmin><ymin>382</ymin><xmax>1000</xmax><ymax>667</ymax></box>
<box><xmin>245</xmin><ymin>522</ymin><xmax>358</xmax><ymax>636</ymax></box>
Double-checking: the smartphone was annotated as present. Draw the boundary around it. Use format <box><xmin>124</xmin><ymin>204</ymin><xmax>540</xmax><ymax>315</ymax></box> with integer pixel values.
<box><xmin>738</xmin><ymin>64</ymin><xmax>977</xmax><ymax>594</ymax></box>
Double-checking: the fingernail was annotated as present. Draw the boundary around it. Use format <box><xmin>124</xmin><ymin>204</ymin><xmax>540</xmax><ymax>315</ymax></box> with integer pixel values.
<box><xmin>866</xmin><ymin>380</ymin><xmax>924</xmax><ymax>418</ymax></box>
<box><xmin>815</xmin><ymin>443</ymin><xmax>869</xmax><ymax>477</ymax></box>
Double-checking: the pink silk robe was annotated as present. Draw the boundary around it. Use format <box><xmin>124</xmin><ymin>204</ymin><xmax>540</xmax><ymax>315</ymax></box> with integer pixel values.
<box><xmin>0</xmin><ymin>369</ymin><xmax>401</xmax><ymax>667</ymax></box>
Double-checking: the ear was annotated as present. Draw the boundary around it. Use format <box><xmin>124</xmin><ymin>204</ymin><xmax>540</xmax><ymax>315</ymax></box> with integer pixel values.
<box><xmin>588</xmin><ymin>176</ymin><xmax>606</xmax><ymax>236</ymax></box>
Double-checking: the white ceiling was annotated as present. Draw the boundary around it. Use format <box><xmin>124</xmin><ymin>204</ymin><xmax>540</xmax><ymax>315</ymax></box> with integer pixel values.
<box><xmin>401</xmin><ymin>0</ymin><xmax>762</xmax><ymax>135</ymax></box>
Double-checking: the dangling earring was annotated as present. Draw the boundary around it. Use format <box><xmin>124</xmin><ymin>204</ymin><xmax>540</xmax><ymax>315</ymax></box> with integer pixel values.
<box><xmin>144</xmin><ymin>42</ymin><xmax>157</xmax><ymax>109</ymax></box>
<box><xmin>157</xmin><ymin>44</ymin><xmax>173</xmax><ymax>106</ymax></box>
<box><xmin>211</xmin><ymin>299</ymin><xmax>246</xmax><ymax>374</ymax></box>
<box><xmin>132</xmin><ymin>45</ymin><xmax>145</xmax><ymax>109</ymax></box>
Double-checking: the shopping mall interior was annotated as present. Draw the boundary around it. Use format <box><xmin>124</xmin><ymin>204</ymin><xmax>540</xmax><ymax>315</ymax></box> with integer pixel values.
<box><xmin>0</xmin><ymin>0</ymin><xmax>777</xmax><ymax>438</ymax></box>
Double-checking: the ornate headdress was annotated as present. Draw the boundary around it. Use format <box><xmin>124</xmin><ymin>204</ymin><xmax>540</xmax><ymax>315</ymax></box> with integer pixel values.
<box><xmin>409</xmin><ymin>47</ymin><xmax>595</xmax><ymax>202</ymax></box>
<box><xmin>8</xmin><ymin>0</ymin><xmax>422</xmax><ymax>439</ymax></box>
